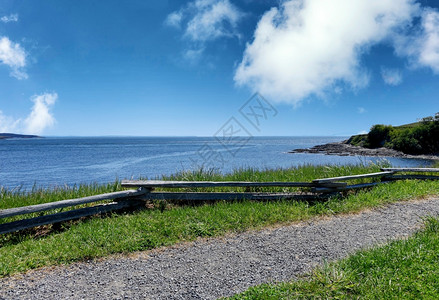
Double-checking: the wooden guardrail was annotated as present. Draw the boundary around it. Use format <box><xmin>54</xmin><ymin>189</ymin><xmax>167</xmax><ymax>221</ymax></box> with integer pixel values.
<box><xmin>0</xmin><ymin>189</ymin><xmax>147</xmax><ymax>219</ymax></box>
<box><xmin>0</xmin><ymin>189</ymin><xmax>149</xmax><ymax>234</ymax></box>
<box><xmin>1</xmin><ymin>167</ymin><xmax>438</xmax><ymax>234</ymax></box>
<box><xmin>381</xmin><ymin>168</ymin><xmax>439</xmax><ymax>172</ymax></box>
<box><xmin>311</xmin><ymin>171</ymin><xmax>395</xmax><ymax>184</ymax></box>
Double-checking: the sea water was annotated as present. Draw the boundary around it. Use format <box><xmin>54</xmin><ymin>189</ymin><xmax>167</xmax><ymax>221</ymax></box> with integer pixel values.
<box><xmin>0</xmin><ymin>136</ymin><xmax>433</xmax><ymax>189</ymax></box>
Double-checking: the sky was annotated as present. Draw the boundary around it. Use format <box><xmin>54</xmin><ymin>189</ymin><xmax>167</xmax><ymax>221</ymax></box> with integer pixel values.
<box><xmin>0</xmin><ymin>0</ymin><xmax>438</xmax><ymax>137</ymax></box>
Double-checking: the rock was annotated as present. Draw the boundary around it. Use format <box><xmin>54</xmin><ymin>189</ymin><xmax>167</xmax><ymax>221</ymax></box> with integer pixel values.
<box><xmin>290</xmin><ymin>142</ymin><xmax>439</xmax><ymax>160</ymax></box>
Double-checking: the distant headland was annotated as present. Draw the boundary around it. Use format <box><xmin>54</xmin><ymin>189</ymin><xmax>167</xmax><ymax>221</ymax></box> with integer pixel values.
<box><xmin>0</xmin><ymin>133</ymin><xmax>41</xmax><ymax>140</ymax></box>
<box><xmin>291</xmin><ymin>113</ymin><xmax>439</xmax><ymax>160</ymax></box>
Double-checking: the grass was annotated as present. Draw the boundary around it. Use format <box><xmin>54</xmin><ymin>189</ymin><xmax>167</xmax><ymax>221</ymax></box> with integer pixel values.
<box><xmin>228</xmin><ymin>217</ymin><xmax>439</xmax><ymax>299</ymax></box>
<box><xmin>0</xmin><ymin>181</ymin><xmax>122</xmax><ymax>210</ymax></box>
<box><xmin>158</xmin><ymin>163</ymin><xmax>386</xmax><ymax>192</ymax></box>
<box><xmin>0</xmin><ymin>163</ymin><xmax>439</xmax><ymax>277</ymax></box>
<box><xmin>0</xmin><ymin>182</ymin><xmax>122</xmax><ymax>225</ymax></box>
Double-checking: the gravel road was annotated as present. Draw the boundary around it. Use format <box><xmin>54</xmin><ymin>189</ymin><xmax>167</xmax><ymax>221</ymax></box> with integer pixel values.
<box><xmin>1</xmin><ymin>198</ymin><xmax>439</xmax><ymax>300</ymax></box>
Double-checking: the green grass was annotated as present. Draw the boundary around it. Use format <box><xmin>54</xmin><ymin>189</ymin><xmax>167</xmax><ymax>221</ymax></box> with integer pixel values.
<box><xmin>0</xmin><ymin>182</ymin><xmax>122</xmax><ymax>225</ymax></box>
<box><xmin>228</xmin><ymin>217</ymin><xmax>439</xmax><ymax>299</ymax></box>
<box><xmin>1</xmin><ymin>163</ymin><xmax>439</xmax><ymax>277</ymax></box>
<box><xmin>0</xmin><ymin>181</ymin><xmax>122</xmax><ymax>210</ymax></box>
<box><xmin>158</xmin><ymin>163</ymin><xmax>386</xmax><ymax>192</ymax></box>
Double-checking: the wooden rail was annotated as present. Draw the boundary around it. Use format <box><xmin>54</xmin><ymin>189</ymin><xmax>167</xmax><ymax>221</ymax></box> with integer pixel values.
<box><xmin>381</xmin><ymin>168</ymin><xmax>439</xmax><ymax>173</ymax></box>
<box><xmin>312</xmin><ymin>182</ymin><xmax>387</xmax><ymax>193</ymax></box>
<box><xmin>312</xmin><ymin>171</ymin><xmax>394</xmax><ymax>184</ymax></box>
<box><xmin>0</xmin><ymin>189</ymin><xmax>148</xmax><ymax>219</ymax></box>
<box><xmin>0</xmin><ymin>201</ymin><xmax>139</xmax><ymax>235</ymax></box>
<box><xmin>121</xmin><ymin>180</ymin><xmax>347</xmax><ymax>188</ymax></box>
<box><xmin>0</xmin><ymin>189</ymin><xmax>149</xmax><ymax>234</ymax></box>
<box><xmin>385</xmin><ymin>174</ymin><xmax>439</xmax><ymax>181</ymax></box>
<box><xmin>1</xmin><ymin>167</ymin><xmax>439</xmax><ymax>234</ymax></box>
<box><xmin>137</xmin><ymin>192</ymin><xmax>323</xmax><ymax>202</ymax></box>
<box><xmin>380</xmin><ymin>168</ymin><xmax>439</xmax><ymax>181</ymax></box>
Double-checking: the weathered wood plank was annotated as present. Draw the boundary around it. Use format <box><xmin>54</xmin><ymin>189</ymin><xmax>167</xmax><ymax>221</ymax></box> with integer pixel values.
<box><xmin>121</xmin><ymin>180</ymin><xmax>346</xmax><ymax>188</ymax></box>
<box><xmin>0</xmin><ymin>188</ymin><xmax>148</xmax><ymax>219</ymax></box>
<box><xmin>312</xmin><ymin>182</ymin><xmax>386</xmax><ymax>193</ymax></box>
<box><xmin>0</xmin><ymin>201</ymin><xmax>136</xmax><ymax>235</ymax></box>
<box><xmin>384</xmin><ymin>174</ymin><xmax>439</xmax><ymax>181</ymax></box>
<box><xmin>312</xmin><ymin>171</ymin><xmax>394</xmax><ymax>184</ymax></box>
<box><xmin>381</xmin><ymin>168</ymin><xmax>439</xmax><ymax>173</ymax></box>
<box><xmin>138</xmin><ymin>192</ymin><xmax>322</xmax><ymax>201</ymax></box>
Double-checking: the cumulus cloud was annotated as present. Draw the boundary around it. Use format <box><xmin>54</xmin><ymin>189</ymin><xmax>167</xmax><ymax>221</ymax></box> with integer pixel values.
<box><xmin>0</xmin><ymin>14</ymin><xmax>18</xmax><ymax>23</ymax></box>
<box><xmin>381</xmin><ymin>67</ymin><xmax>403</xmax><ymax>85</ymax></box>
<box><xmin>0</xmin><ymin>93</ymin><xmax>57</xmax><ymax>135</ymax></box>
<box><xmin>234</xmin><ymin>0</ymin><xmax>421</xmax><ymax>104</ymax></box>
<box><xmin>24</xmin><ymin>93</ymin><xmax>57</xmax><ymax>135</ymax></box>
<box><xmin>395</xmin><ymin>8</ymin><xmax>439</xmax><ymax>73</ymax></box>
<box><xmin>165</xmin><ymin>0</ymin><xmax>244</xmax><ymax>58</ymax></box>
<box><xmin>419</xmin><ymin>10</ymin><xmax>439</xmax><ymax>72</ymax></box>
<box><xmin>0</xmin><ymin>36</ymin><xmax>27</xmax><ymax>79</ymax></box>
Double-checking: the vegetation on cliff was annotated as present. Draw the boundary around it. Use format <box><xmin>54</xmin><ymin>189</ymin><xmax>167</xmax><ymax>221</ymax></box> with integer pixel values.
<box><xmin>347</xmin><ymin>113</ymin><xmax>439</xmax><ymax>155</ymax></box>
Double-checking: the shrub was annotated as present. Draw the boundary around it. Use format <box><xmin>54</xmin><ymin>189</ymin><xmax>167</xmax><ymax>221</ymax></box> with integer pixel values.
<box><xmin>390</xmin><ymin>129</ymin><xmax>422</xmax><ymax>154</ymax></box>
<box><xmin>368</xmin><ymin>125</ymin><xmax>394</xmax><ymax>148</ymax></box>
<box><xmin>349</xmin><ymin>114</ymin><xmax>438</xmax><ymax>155</ymax></box>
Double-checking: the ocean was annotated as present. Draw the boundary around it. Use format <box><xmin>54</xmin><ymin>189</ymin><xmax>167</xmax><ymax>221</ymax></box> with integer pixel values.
<box><xmin>0</xmin><ymin>136</ymin><xmax>433</xmax><ymax>190</ymax></box>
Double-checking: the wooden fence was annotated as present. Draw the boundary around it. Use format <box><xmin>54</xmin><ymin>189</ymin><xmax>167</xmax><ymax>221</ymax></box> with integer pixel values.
<box><xmin>1</xmin><ymin>167</ymin><xmax>438</xmax><ymax>234</ymax></box>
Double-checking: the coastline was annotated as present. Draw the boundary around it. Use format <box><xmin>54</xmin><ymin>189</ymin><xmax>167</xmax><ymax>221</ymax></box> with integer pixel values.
<box><xmin>290</xmin><ymin>141</ymin><xmax>439</xmax><ymax>161</ymax></box>
<box><xmin>0</xmin><ymin>133</ymin><xmax>40</xmax><ymax>140</ymax></box>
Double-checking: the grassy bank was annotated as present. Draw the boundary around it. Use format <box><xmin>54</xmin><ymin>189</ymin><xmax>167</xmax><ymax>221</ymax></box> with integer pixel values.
<box><xmin>229</xmin><ymin>217</ymin><xmax>439</xmax><ymax>299</ymax></box>
<box><xmin>1</xmin><ymin>163</ymin><xmax>439</xmax><ymax>277</ymax></box>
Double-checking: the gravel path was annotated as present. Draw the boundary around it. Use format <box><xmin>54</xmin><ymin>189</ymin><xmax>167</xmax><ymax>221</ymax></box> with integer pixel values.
<box><xmin>2</xmin><ymin>198</ymin><xmax>439</xmax><ymax>300</ymax></box>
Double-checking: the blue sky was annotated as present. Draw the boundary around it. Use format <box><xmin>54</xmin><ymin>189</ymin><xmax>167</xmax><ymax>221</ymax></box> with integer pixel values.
<box><xmin>0</xmin><ymin>0</ymin><xmax>438</xmax><ymax>136</ymax></box>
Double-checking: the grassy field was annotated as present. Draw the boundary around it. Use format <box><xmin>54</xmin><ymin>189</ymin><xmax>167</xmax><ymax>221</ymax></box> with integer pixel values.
<box><xmin>228</xmin><ymin>217</ymin><xmax>439</xmax><ymax>299</ymax></box>
<box><xmin>1</xmin><ymin>163</ymin><xmax>439</xmax><ymax>277</ymax></box>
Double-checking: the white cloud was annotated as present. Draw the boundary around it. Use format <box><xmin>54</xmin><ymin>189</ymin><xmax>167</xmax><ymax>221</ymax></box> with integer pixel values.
<box><xmin>419</xmin><ymin>10</ymin><xmax>439</xmax><ymax>72</ymax></box>
<box><xmin>184</xmin><ymin>47</ymin><xmax>205</xmax><ymax>62</ymax></box>
<box><xmin>357</xmin><ymin>107</ymin><xmax>367</xmax><ymax>114</ymax></box>
<box><xmin>234</xmin><ymin>0</ymin><xmax>420</xmax><ymax>104</ymax></box>
<box><xmin>0</xmin><ymin>93</ymin><xmax>57</xmax><ymax>135</ymax></box>
<box><xmin>1</xmin><ymin>14</ymin><xmax>18</xmax><ymax>23</ymax></box>
<box><xmin>0</xmin><ymin>36</ymin><xmax>27</xmax><ymax>79</ymax></box>
<box><xmin>381</xmin><ymin>67</ymin><xmax>403</xmax><ymax>85</ymax></box>
<box><xmin>395</xmin><ymin>8</ymin><xmax>439</xmax><ymax>73</ymax></box>
<box><xmin>165</xmin><ymin>11</ymin><xmax>183</xmax><ymax>29</ymax></box>
<box><xmin>184</xmin><ymin>0</ymin><xmax>243</xmax><ymax>42</ymax></box>
<box><xmin>24</xmin><ymin>93</ymin><xmax>57</xmax><ymax>135</ymax></box>
<box><xmin>0</xmin><ymin>110</ymin><xmax>20</xmax><ymax>132</ymax></box>
<box><xmin>165</xmin><ymin>0</ymin><xmax>244</xmax><ymax>59</ymax></box>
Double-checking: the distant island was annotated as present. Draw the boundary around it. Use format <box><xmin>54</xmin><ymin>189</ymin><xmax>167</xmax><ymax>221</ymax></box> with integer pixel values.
<box><xmin>291</xmin><ymin>113</ymin><xmax>439</xmax><ymax>160</ymax></box>
<box><xmin>0</xmin><ymin>133</ymin><xmax>41</xmax><ymax>140</ymax></box>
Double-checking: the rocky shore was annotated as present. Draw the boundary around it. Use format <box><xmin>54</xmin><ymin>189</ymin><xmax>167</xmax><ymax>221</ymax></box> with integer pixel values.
<box><xmin>290</xmin><ymin>141</ymin><xmax>439</xmax><ymax>161</ymax></box>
